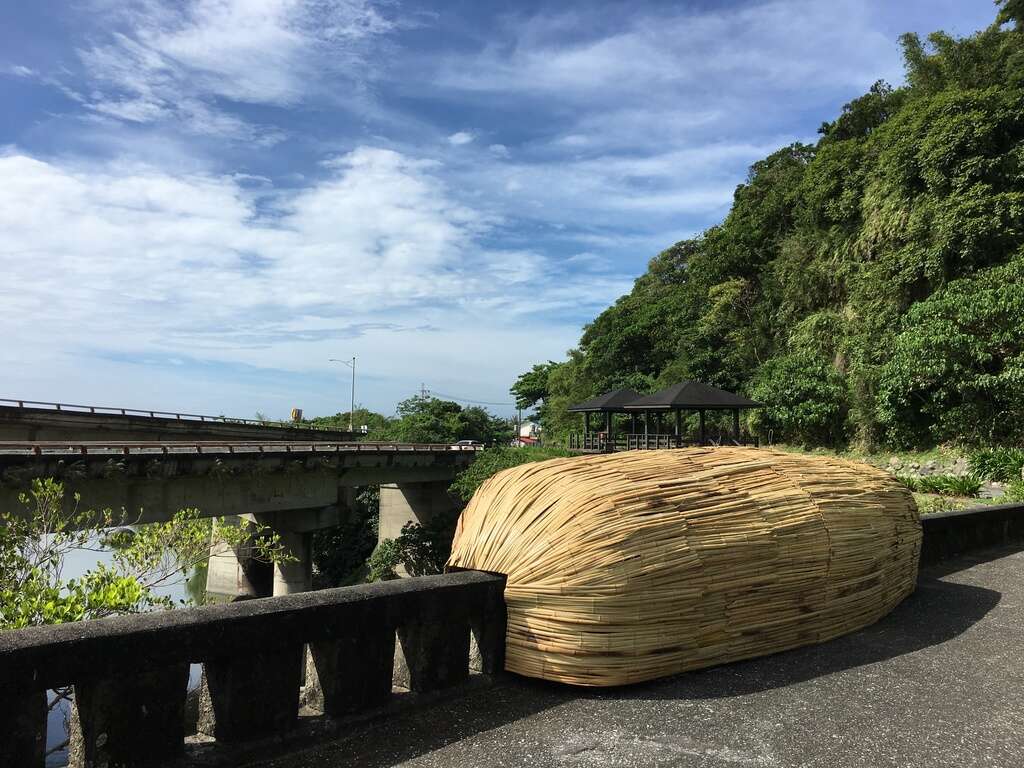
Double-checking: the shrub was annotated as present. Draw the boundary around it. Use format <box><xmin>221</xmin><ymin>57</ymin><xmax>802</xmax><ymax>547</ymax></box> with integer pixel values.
<box><xmin>916</xmin><ymin>474</ymin><xmax>982</xmax><ymax>497</ymax></box>
<box><xmin>366</xmin><ymin>540</ymin><xmax>401</xmax><ymax>582</ymax></box>
<box><xmin>913</xmin><ymin>493</ymin><xmax>966</xmax><ymax>515</ymax></box>
<box><xmin>312</xmin><ymin>486</ymin><xmax>380</xmax><ymax>586</ymax></box>
<box><xmin>1005</xmin><ymin>480</ymin><xmax>1024</xmax><ymax>503</ymax></box>
<box><xmin>969</xmin><ymin>447</ymin><xmax>1024</xmax><ymax>482</ymax></box>
<box><xmin>893</xmin><ymin>475</ymin><xmax>920</xmax><ymax>491</ymax></box>
<box><xmin>449</xmin><ymin>447</ymin><xmax>573</xmax><ymax>502</ymax></box>
<box><xmin>394</xmin><ymin>508</ymin><xmax>462</xmax><ymax>577</ymax></box>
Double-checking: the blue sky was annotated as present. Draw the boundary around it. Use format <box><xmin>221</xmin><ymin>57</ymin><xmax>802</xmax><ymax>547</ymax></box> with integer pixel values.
<box><xmin>0</xmin><ymin>0</ymin><xmax>997</xmax><ymax>419</ymax></box>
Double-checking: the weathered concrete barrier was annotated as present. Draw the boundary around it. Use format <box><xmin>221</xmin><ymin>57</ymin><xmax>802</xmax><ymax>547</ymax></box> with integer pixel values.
<box><xmin>920</xmin><ymin>501</ymin><xmax>1024</xmax><ymax>565</ymax></box>
<box><xmin>0</xmin><ymin>571</ymin><xmax>506</xmax><ymax>767</ymax></box>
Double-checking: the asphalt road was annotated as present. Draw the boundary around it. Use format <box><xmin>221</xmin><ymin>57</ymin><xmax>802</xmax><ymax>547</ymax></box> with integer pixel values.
<box><xmin>257</xmin><ymin>545</ymin><xmax>1024</xmax><ymax>768</ymax></box>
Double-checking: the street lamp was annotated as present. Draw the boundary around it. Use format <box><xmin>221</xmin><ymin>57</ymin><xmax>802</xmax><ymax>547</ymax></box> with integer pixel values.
<box><xmin>328</xmin><ymin>356</ymin><xmax>356</xmax><ymax>432</ymax></box>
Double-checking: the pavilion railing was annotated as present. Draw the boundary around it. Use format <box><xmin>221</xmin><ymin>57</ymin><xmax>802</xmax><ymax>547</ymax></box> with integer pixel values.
<box><xmin>569</xmin><ymin>432</ymin><xmax>759</xmax><ymax>452</ymax></box>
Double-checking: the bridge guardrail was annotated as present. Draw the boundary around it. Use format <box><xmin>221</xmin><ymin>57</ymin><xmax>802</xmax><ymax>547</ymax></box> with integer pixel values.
<box><xmin>0</xmin><ymin>570</ymin><xmax>507</xmax><ymax>767</ymax></box>
<box><xmin>0</xmin><ymin>441</ymin><xmax>487</xmax><ymax>457</ymax></box>
<box><xmin>0</xmin><ymin>398</ymin><xmax>350</xmax><ymax>433</ymax></box>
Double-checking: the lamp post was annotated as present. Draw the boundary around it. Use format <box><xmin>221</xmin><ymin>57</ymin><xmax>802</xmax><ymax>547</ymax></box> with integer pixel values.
<box><xmin>328</xmin><ymin>356</ymin><xmax>356</xmax><ymax>432</ymax></box>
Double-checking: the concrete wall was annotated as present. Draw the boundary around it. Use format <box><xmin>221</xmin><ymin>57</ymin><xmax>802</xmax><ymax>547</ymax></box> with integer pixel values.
<box><xmin>919</xmin><ymin>502</ymin><xmax>1024</xmax><ymax>565</ymax></box>
<box><xmin>0</xmin><ymin>571</ymin><xmax>507</xmax><ymax>768</ymax></box>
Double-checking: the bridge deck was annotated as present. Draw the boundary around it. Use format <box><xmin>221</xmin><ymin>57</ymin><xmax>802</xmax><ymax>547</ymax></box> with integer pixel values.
<box><xmin>255</xmin><ymin>545</ymin><xmax>1024</xmax><ymax>768</ymax></box>
<box><xmin>0</xmin><ymin>441</ymin><xmax>482</xmax><ymax>457</ymax></box>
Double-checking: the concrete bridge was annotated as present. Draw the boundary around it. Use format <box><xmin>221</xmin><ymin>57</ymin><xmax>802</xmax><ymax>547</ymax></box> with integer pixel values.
<box><xmin>0</xmin><ymin>398</ymin><xmax>360</xmax><ymax>443</ymax></box>
<box><xmin>1</xmin><ymin>503</ymin><xmax>1022</xmax><ymax>768</ymax></box>
<box><xmin>0</xmin><ymin>436</ymin><xmax>481</xmax><ymax>598</ymax></box>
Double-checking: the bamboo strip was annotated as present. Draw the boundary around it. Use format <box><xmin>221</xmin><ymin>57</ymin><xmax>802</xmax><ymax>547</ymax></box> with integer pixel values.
<box><xmin>447</xmin><ymin>447</ymin><xmax>921</xmax><ymax>687</ymax></box>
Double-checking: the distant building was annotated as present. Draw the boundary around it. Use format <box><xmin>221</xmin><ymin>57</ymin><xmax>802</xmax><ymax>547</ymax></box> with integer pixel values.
<box><xmin>513</xmin><ymin>420</ymin><xmax>542</xmax><ymax>447</ymax></box>
<box><xmin>519</xmin><ymin>420</ymin><xmax>541</xmax><ymax>438</ymax></box>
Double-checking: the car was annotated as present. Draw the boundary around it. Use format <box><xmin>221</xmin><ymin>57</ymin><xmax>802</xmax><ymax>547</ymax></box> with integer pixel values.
<box><xmin>452</xmin><ymin>439</ymin><xmax>484</xmax><ymax>448</ymax></box>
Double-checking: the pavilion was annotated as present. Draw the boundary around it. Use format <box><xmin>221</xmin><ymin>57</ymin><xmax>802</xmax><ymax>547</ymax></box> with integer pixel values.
<box><xmin>625</xmin><ymin>381</ymin><xmax>761</xmax><ymax>446</ymax></box>
<box><xmin>568</xmin><ymin>382</ymin><xmax>761</xmax><ymax>451</ymax></box>
<box><xmin>566</xmin><ymin>389</ymin><xmax>643</xmax><ymax>452</ymax></box>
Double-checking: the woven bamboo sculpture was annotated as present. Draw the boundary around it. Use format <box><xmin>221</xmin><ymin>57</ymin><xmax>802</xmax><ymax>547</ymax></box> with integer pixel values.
<box><xmin>447</xmin><ymin>448</ymin><xmax>921</xmax><ymax>686</ymax></box>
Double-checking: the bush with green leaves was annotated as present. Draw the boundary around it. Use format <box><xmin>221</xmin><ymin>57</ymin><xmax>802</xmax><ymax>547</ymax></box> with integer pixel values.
<box><xmin>366</xmin><ymin>539</ymin><xmax>401</xmax><ymax>582</ymax></box>
<box><xmin>969</xmin><ymin>447</ymin><xmax>1024</xmax><ymax>482</ymax></box>
<box><xmin>448</xmin><ymin>446</ymin><xmax>574</xmax><ymax>502</ymax></box>
<box><xmin>312</xmin><ymin>486</ymin><xmax>380</xmax><ymax>586</ymax></box>
<box><xmin>914</xmin><ymin>474</ymin><xmax>982</xmax><ymax>498</ymax></box>
<box><xmin>1</xmin><ymin>478</ymin><xmax>290</xmax><ymax>630</ymax></box>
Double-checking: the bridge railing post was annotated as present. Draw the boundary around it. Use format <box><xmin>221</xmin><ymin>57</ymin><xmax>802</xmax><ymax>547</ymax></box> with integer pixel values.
<box><xmin>69</xmin><ymin>662</ymin><xmax>189</xmax><ymax>767</ymax></box>
<box><xmin>0</xmin><ymin>690</ymin><xmax>46</xmax><ymax>768</ymax></box>
<box><xmin>198</xmin><ymin>642</ymin><xmax>304</xmax><ymax>742</ymax></box>
<box><xmin>308</xmin><ymin>619</ymin><xmax>396</xmax><ymax>715</ymax></box>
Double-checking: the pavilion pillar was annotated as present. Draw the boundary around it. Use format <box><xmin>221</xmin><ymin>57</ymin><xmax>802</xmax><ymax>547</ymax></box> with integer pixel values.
<box><xmin>643</xmin><ymin>411</ymin><xmax>649</xmax><ymax>437</ymax></box>
<box><xmin>733</xmin><ymin>409</ymin><xmax>740</xmax><ymax>444</ymax></box>
<box><xmin>584</xmin><ymin>412</ymin><xmax>590</xmax><ymax>437</ymax></box>
<box><xmin>630</xmin><ymin>413</ymin><xmax>637</xmax><ymax>434</ymax></box>
<box><xmin>699</xmin><ymin>410</ymin><xmax>707</xmax><ymax>445</ymax></box>
<box><xmin>675</xmin><ymin>409</ymin><xmax>682</xmax><ymax>436</ymax></box>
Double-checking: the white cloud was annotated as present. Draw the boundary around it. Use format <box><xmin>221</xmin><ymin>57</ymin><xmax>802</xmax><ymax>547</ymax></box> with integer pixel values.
<box><xmin>488</xmin><ymin>143</ymin><xmax>509</xmax><ymax>157</ymax></box>
<box><xmin>6</xmin><ymin>64</ymin><xmax>37</xmax><ymax>77</ymax></box>
<box><xmin>0</xmin><ymin>147</ymin><xmax>630</xmax><ymax>409</ymax></box>
<box><xmin>75</xmin><ymin>0</ymin><xmax>395</xmax><ymax>140</ymax></box>
<box><xmin>447</xmin><ymin>131</ymin><xmax>475</xmax><ymax>146</ymax></box>
<box><xmin>438</xmin><ymin>0</ymin><xmax>898</xmax><ymax>98</ymax></box>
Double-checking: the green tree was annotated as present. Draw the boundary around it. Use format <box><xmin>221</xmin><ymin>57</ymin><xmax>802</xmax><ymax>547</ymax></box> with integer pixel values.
<box><xmin>0</xmin><ymin>479</ymin><xmax>290</xmax><ymax>630</ymax></box>
<box><xmin>383</xmin><ymin>395</ymin><xmax>513</xmax><ymax>445</ymax></box>
<box><xmin>518</xmin><ymin>3</ymin><xmax>1024</xmax><ymax>451</ymax></box>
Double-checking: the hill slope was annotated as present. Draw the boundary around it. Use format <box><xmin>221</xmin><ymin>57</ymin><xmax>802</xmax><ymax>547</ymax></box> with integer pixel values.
<box><xmin>515</xmin><ymin>4</ymin><xmax>1024</xmax><ymax>450</ymax></box>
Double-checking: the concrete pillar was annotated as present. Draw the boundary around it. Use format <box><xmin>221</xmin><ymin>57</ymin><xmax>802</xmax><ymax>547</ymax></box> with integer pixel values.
<box><xmin>0</xmin><ymin>690</ymin><xmax>46</xmax><ymax>768</ymax></box>
<box><xmin>308</xmin><ymin>623</ymin><xmax>396</xmax><ymax>715</ymax></box>
<box><xmin>198</xmin><ymin>645</ymin><xmax>303</xmax><ymax>742</ymax></box>
<box><xmin>206</xmin><ymin>515</ymin><xmax>273</xmax><ymax>600</ymax></box>
<box><xmin>69</xmin><ymin>663</ymin><xmax>189</xmax><ymax>767</ymax></box>
<box><xmin>272</xmin><ymin>527</ymin><xmax>313</xmax><ymax>596</ymax></box>
<box><xmin>378</xmin><ymin>481</ymin><xmax>457</xmax><ymax>545</ymax></box>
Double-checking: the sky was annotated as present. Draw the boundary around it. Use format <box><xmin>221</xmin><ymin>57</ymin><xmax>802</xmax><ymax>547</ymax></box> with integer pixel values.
<box><xmin>0</xmin><ymin>0</ymin><xmax>998</xmax><ymax>420</ymax></box>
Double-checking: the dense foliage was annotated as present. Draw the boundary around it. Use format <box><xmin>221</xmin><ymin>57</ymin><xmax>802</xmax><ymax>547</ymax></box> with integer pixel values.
<box><xmin>305</xmin><ymin>395</ymin><xmax>515</xmax><ymax>445</ymax></box>
<box><xmin>514</xmin><ymin>5</ymin><xmax>1024</xmax><ymax>450</ymax></box>
<box><xmin>311</xmin><ymin>486</ymin><xmax>380</xmax><ymax>586</ymax></box>
<box><xmin>969</xmin><ymin>446</ymin><xmax>1024</xmax><ymax>481</ymax></box>
<box><xmin>1</xmin><ymin>479</ymin><xmax>289</xmax><ymax>630</ymax></box>
<box><xmin>449</xmin><ymin>446</ymin><xmax>575</xmax><ymax>501</ymax></box>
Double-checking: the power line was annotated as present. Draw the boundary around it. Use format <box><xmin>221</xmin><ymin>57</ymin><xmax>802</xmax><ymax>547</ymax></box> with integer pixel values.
<box><xmin>425</xmin><ymin>388</ymin><xmax>514</xmax><ymax>407</ymax></box>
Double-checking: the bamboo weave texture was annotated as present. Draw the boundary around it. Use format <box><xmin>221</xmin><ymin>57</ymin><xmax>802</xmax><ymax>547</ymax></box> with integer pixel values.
<box><xmin>447</xmin><ymin>448</ymin><xmax>921</xmax><ymax>686</ymax></box>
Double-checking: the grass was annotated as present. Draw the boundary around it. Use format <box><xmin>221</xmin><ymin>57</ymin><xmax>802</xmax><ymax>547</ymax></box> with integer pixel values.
<box><xmin>769</xmin><ymin>443</ymin><xmax>963</xmax><ymax>469</ymax></box>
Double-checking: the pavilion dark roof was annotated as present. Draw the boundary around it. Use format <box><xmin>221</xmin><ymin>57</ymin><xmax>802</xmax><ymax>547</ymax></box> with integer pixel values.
<box><xmin>567</xmin><ymin>389</ymin><xmax>645</xmax><ymax>413</ymax></box>
<box><xmin>624</xmin><ymin>381</ymin><xmax>761</xmax><ymax>411</ymax></box>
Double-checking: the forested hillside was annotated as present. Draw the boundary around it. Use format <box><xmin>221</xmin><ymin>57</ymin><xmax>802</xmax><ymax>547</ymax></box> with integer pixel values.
<box><xmin>514</xmin><ymin>2</ymin><xmax>1024</xmax><ymax>450</ymax></box>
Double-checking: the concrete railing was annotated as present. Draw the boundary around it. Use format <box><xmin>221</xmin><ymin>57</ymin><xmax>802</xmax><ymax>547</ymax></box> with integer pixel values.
<box><xmin>0</xmin><ymin>570</ymin><xmax>507</xmax><ymax>767</ymax></box>
<box><xmin>920</xmin><ymin>501</ymin><xmax>1024</xmax><ymax>565</ymax></box>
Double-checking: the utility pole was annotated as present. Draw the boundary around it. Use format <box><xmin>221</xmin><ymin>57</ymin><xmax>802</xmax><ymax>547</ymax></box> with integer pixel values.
<box><xmin>328</xmin><ymin>357</ymin><xmax>357</xmax><ymax>432</ymax></box>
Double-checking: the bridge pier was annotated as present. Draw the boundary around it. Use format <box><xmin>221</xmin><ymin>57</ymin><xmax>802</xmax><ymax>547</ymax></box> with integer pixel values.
<box><xmin>205</xmin><ymin>516</ymin><xmax>273</xmax><ymax>599</ymax></box>
<box><xmin>379</xmin><ymin>481</ymin><xmax>458</xmax><ymax>542</ymax></box>
<box><xmin>206</xmin><ymin>506</ymin><xmax>340</xmax><ymax>600</ymax></box>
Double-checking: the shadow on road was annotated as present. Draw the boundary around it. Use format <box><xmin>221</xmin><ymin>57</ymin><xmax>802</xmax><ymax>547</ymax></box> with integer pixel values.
<box><xmin>254</xmin><ymin>550</ymin><xmax>1005</xmax><ymax>768</ymax></box>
